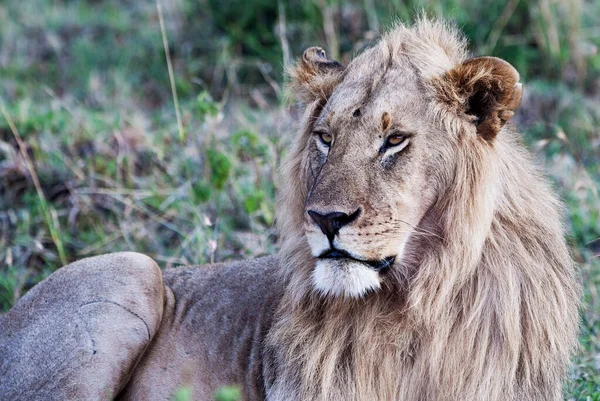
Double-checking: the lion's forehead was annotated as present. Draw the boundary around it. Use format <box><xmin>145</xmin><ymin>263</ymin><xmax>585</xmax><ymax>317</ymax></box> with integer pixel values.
<box><xmin>323</xmin><ymin>66</ymin><xmax>428</xmax><ymax>130</ymax></box>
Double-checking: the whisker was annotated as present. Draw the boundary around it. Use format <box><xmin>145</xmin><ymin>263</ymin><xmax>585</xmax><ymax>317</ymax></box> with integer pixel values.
<box><xmin>391</xmin><ymin>219</ymin><xmax>443</xmax><ymax>240</ymax></box>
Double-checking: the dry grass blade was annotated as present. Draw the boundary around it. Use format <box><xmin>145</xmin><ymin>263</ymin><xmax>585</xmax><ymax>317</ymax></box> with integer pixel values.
<box><xmin>484</xmin><ymin>0</ymin><xmax>520</xmax><ymax>54</ymax></box>
<box><xmin>277</xmin><ymin>0</ymin><xmax>291</xmax><ymax>69</ymax></box>
<box><xmin>156</xmin><ymin>0</ymin><xmax>184</xmax><ymax>143</ymax></box>
<box><xmin>0</xmin><ymin>104</ymin><xmax>67</xmax><ymax>266</ymax></box>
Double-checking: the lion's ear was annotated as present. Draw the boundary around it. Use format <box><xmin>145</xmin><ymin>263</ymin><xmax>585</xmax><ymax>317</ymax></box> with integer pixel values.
<box><xmin>288</xmin><ymin>47</ymin><xmax>345</xmax><ymax>103</ymax></box>
<box><xmin>437</xmin><ymin>56</ymin><xmax>523</xmax><ymax>141</ymax></box>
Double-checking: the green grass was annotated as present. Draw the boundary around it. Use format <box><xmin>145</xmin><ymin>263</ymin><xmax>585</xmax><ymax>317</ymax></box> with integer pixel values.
<box><xmin>0</xmin><ymin>0</ymin><xmax>599</xmax><ymax>398</ymax></box>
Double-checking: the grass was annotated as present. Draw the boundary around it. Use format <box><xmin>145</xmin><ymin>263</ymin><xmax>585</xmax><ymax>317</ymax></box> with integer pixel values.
<box><xmin>0</xmin><ymin>0</ymin><xmax>599</xmax><ymax>398</ymax></box>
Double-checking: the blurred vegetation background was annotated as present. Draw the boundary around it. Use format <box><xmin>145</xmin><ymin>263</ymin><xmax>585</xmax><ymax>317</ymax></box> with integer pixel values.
<box><xmin>0</xmin><ymin>0</ymin><xmax>599</xmax><ymax>398</ymax></box>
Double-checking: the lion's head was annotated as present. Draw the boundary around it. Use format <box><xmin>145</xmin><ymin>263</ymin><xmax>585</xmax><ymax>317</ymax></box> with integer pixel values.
<box><xmin>277</xmin><ymin>19</ymin><xmax>523</xmax><ymax>298</ymax></box>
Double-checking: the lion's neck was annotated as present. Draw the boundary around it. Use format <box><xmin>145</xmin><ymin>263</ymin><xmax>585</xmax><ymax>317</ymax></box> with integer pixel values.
<box><xmin>266</xmin><ymin>290</ymin><xmax>415</xmax><ymax>400</ymax></box>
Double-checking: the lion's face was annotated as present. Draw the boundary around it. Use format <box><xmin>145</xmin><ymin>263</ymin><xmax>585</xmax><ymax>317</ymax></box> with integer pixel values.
<box><xmin>302</xmin><ymin>61</ymin><xmax>443</xmax><ymax>298</ymax></box>
<box><xmin>283</xmin><ymin>33</ymin><xmax>522</xmax><ymax>299</ymax></box>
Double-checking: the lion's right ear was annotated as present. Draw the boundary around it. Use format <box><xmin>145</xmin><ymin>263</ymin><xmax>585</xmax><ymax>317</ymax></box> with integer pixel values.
<box><xmin>433</xmin><ymin>56</ymin><xmax>523</xmax><ymax>141</ymax></box>
<box><xmin>287</xmin><ymin>47</ymin><xmax>345</xmax><ymax>103</ymax></box>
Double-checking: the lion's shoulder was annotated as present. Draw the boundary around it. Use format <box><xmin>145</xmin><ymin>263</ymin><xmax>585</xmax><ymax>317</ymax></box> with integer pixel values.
<box><xmin>163</xmin><ymin>255</ymin><xmax>283</xmax><ymax>313</ymax></box>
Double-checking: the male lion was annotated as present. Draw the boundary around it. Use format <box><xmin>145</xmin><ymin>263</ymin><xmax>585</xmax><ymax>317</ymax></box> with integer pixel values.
<box><xmin>0</xmin><ymin>19</ymin><xmax>580</xmax><ymax>401</ymax></box>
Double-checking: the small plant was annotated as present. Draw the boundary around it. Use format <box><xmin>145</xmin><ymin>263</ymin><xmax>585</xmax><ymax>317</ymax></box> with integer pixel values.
<box><xmin>196</xmin><ymin>91</ymin><xmax>219</xmax><ymax>123</ymax></box>
<box><xmin>214</xmin><ymin>385</ymin><xmax>241</xmax><ymax>401</ymax></box>
<box><xmin>171</xmin><ymin>386</ymin><xmax>192</xmax><ymax>401</ymax></box>
<box><xmin>206</xmin><ymin>147</ymin><xmax>232</xmax><ymax>191</ymax></box>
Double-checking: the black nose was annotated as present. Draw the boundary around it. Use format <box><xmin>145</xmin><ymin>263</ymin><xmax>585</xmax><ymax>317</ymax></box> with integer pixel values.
<box><xmin>307</xmin><ymin>208</ymin><xmax>361</xmax><ymax>241</ymax></box>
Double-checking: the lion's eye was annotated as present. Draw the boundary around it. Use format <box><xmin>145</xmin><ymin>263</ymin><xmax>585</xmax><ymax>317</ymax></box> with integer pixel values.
<box><xmin>317</xmin><ymin>131</ymin><xmax>333</xmax><ymax>146</ymax></box>
<box><xmin>385</xmin><ymin>134</ymin><xmax>405</xmax><ymax>147</ymax></box>
<box><xmin>380</xmin><ymin>132</ymin><xmax>411</xmax><ymax>155</ymax></box>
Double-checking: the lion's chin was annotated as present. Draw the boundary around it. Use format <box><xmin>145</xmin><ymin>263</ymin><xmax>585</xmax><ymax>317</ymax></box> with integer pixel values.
<box><xmin>312</xmin><ymin>259</ymin><xmax>382</xmax><ymax>298</ymax></box>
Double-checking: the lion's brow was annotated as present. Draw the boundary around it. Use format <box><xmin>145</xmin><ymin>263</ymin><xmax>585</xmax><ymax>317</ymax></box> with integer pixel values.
<box><xmin>382</xmin><ymin>112</ymin><xmax>392</xmax><ymax>131</ymax></box>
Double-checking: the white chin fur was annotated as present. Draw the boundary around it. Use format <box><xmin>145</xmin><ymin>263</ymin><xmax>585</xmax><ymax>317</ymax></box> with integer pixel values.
<box><xmin>312</xmin><ymin>259</ymin><xmax>381</xmax><ymax>298</ymax></box>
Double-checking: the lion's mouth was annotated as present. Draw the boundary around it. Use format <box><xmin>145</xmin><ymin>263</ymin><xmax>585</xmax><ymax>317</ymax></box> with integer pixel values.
<box><xmin>318</xmin><ymin>249</ymin><xmax>396</xmax><ymax>272</ymax></box>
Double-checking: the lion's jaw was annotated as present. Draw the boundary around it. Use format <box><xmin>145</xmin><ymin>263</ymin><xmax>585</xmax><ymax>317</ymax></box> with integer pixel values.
<box><xmin>311</xmin><ymin>259</ymin><xmax>382</xmax><ymax>298</ymax></box>
<box><xmin>305</xmin><ymin>222</ymin><xmax>411</xmax><ymax>298</ymax></box>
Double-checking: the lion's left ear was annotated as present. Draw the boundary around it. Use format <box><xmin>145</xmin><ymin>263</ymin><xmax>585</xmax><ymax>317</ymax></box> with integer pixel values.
<box><xmin>435</xmin><ymin>56</ymin><xmax>523</xmax><ymax>141</ymax></box>
<box><xmin>287</xmin><ymin>47</ymin><xmax>346</xmax><ymax>103</ymax></box>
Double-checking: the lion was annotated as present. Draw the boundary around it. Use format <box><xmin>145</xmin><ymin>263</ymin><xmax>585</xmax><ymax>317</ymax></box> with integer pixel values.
<box><xmin>0</xmin><ymin>19</ymin><xmax>580</xmax><ymax>401</ymax></box>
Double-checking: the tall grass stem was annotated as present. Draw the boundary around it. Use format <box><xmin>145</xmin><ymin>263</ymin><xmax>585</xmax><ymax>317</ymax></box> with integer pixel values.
<box><xmin>157</xmin><ymin>0</ymin><xmax>185</xmax><ymax>143</ymax></box>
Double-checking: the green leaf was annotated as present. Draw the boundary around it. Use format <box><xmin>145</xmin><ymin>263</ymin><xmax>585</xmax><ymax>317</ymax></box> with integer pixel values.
<box><xmin>171</xmin><ymin>386</ymin><xmax>193</xmax><ymax>401</ymax></box>
<box><xmin>197</xmin><ymin>91</ymin><xmax>219</xmax><ymax>122</ymax></box>
<box><xmin>214</xmin><ymin>385</ymin><xmax>241</xmax><ymax>401</ymax></box>
<box><xmin>243</xmin><ymin>190</ymin><xmax>265</xmax><ymax>214</ymax></box>
<box><xmin>232</xmin><ymin>129</ymin><xmax>268</xmax><ymax>159</ymax></box>
<box><xmin>192</xmin><ymin>180</ymin><xmax>212</xmax><ymax>204</ymax></box>
<box><xmin>206</xmin><ymin>148</ymin><xmax>231</xmax><ymax>191</ymax></box>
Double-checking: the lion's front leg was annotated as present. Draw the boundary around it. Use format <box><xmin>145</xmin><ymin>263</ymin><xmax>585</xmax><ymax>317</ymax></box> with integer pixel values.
<box><xmin>0</xmin><ymin>252</ymin><xmax>165</xmax><ymax>401</ymax></box>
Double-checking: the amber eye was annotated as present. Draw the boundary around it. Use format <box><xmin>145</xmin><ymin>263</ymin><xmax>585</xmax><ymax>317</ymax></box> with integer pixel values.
<box><xmin>317</xmin><ymin>131</ymin><xmax>333</xmax><ymax>146</ymax></box>
<box><xmin>386</xmin><ymin>134</ymin><xmax>405</xmax><ymax>147</ymax></box>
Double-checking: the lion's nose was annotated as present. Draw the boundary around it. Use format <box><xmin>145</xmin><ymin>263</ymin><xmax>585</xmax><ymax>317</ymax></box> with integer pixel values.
<box><xmin>307</xmin><ymin>208</ymin><xmax>361</xmax><ymax>241</ymax></box>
